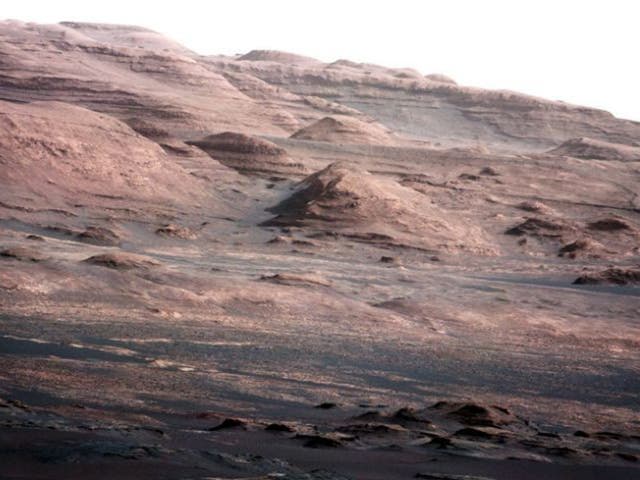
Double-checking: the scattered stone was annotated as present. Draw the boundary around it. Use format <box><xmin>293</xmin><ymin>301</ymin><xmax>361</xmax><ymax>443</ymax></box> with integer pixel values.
<box><xmin>458</xmin><ymin>173</ymin><xmax>480</xmax><ymax>181</ymax></box>
<box><xmin>0</xmin><ymin>246</ymin><xmax>47</xmax><ymax>262</ymax></box>
<box><xmin>516</xmin><ymin>201</ymin><xmax>553</xmax><ymax>214</ymax></box>
<box><xmin>267</xmin><ymin>235</ymin><xmax>290</xmax><ymax>245</ymax></box>
<box><xmin>77</xmin><ymin>226</ymin><xmax>120</xmax><ymax>246</ymax></box>
<box><xmin>558</xmin><ymin>238</ymin><xmax>606</xmax><ymax>259</ymax></box>
<box><xmin>261</xmin><ymin>273</ymin><xmax>332</xmax><ymax>287</ymax></box>
<box><xmin>479</xmin><ymin>167</ymin><xmax>500</xmax><ymax>176</ymax></box>
<box><xmin>155</xmin><ymin>224</ymin><xmax>198</xmax><ymax>240</ymax></box>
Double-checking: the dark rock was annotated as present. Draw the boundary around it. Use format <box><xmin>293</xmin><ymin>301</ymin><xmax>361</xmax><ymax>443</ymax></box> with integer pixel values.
<box><xmin>353</xmin><ymin>411</ymin><xmax>383</xmax><ymax>421</ymax></box>
<box><xmin>433</xmin><ymin>402</ymin><xmax>515</xmax><ymax>428</ymax></box>
<box><xmin>209</xmin><ymin>418</ymin><xmax>247</xmax><ymax>431</ymax></box>
<box><xmin>426</xmin><ymin>435</ymin><xmax>453</xmax><ymax>449</ymax></box>
<box><xmin>392</xmin><ymin>407</ymin><xmax>430</xmax><ymax>424</ymax></box>
<box><xmin>594</xmin><ymin>431</ymin><xmax>627</xmax><ymax>441</ymax></box>
<box><xmin>505</xmin><ymin>218</ymin><xmax>568</xmax><ymax>237</ymax></box>
<box><xmin>479</xmin><ymin>167</ymin><xmax>500</xmax><ymax>176</ymax></box>
<box><xmin>265</xmin><ymin>423</ymin><xmax>294</xmax><ymax>433</ymax></box>
<box><xmin>458</xmin><ymin>173</ymin><xmax>480</xmax><ymax>181</ymax></box>
<box><xmin>573</xmin><ymin>268</ymin><xmax>640</xmax><ymax>286</ymax></box>
<box><xmin>617</xmin><ymin>452</ymin><xmax>638</xmax><ymax>462</ymax></box>
<box><xmin>314</xmin><ymin>402</ymin><xmax>338</xmax><ymax>410</ymax></box>
<box><xmin>155</xmin><ymin>224</ymin><xmax>197</xmax><ymax>240</ymax></box>
<box><xmin>83</xmin><ymin>252</ymin><xmax>160</xmax><ymax>270</ymax></box>
<box><xmin>588</xmin><ymin>217</ymin><xmax>633</xmax><ymax>232</ymax></box>
<box><xmin>335</xmin><ymin>423</ymin><xmax>402</xmax><ymax>435</ymax></box>
<box><xmin>0</xmin><ymin>246</ymin><xmax>46</xmax><ymax>262</ymax></box>
<box><xmin>295</xmin><ymin>434</ymin><xmax>343</xmax><ymax>448</ymax></box>
<box><xmin>77</xmin><ymin>226</ymin><xmax>120</xmax><ymax>246</ymax></box>
<box><xmin>416</xmin><ymin>473</ymin><xmax>495</xmax><ymax>480</ymax></box>
<box><xmin>454</xmin><ymin>427</ymin><xmax>505</xmax><ymax>442</ymax></box>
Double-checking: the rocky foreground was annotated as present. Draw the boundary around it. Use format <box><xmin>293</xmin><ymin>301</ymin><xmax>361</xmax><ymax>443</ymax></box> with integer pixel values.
<box><xmin>0</xmin><ymin>21</ymin><xmax>639</xmax><ymax>480</ymax></box>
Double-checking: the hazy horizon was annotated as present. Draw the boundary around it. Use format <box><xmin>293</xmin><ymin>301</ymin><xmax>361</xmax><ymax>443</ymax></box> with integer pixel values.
<box><xmin>2</xmin><ymin>0</ymin><xmax>640</xmax><ymax>121</ymax></box>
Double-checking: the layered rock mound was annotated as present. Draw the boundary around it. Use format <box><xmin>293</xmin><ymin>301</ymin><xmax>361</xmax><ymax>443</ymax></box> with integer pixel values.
<box><xmin>290</xmin><ymin>116</ymin><xmax>397</xmax><ymax>146</ymax></box>
<box><xmin>187</xmin><ymin>132</ymin><xmax>307</xmax><ymax>176</ymax></box>
<box><xmin>263</xmin><ymin>162</ymin><xmax>495</xmax><ymax>254</ymax></box>
<box><xmin>549</xmin><ymin>137</ymin><xmax>640</xmax><ymax>161</ymax></box>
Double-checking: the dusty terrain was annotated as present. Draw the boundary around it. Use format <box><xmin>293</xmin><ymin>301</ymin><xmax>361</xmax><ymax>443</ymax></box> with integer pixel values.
<box><xmin>1</xmin><ymin>20</ymin><xmax>639</xmax><ymax>480</ymax></box>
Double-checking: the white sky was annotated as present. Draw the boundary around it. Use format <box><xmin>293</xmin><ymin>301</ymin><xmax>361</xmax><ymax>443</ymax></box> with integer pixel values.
<box><xmin>3</xmin><ymin>0</ymin><xmax>640</xmax><ymax>120</ymax></box>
